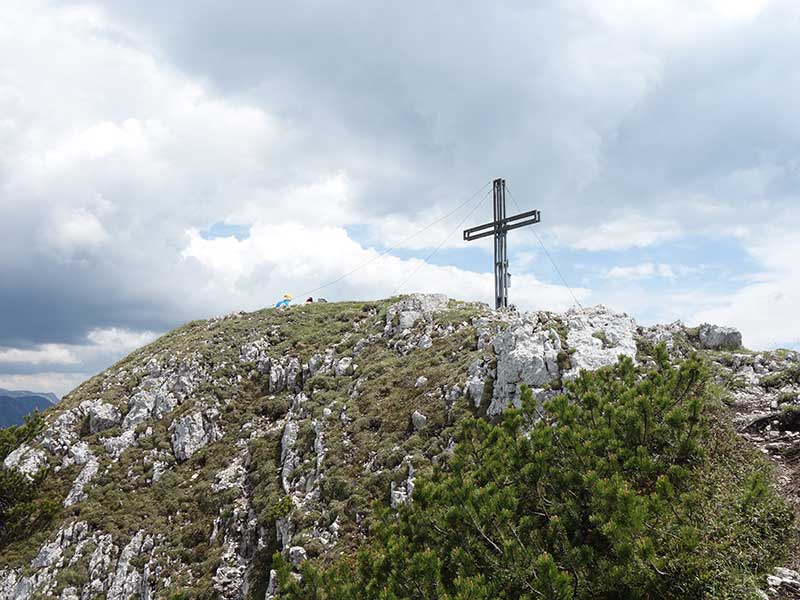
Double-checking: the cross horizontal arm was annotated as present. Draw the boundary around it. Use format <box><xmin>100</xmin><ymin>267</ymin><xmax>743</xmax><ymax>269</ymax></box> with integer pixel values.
<box><xmin>463</xmin><ymin>209</ymin><xmax>540</xmax><ymax>241</ymax></box>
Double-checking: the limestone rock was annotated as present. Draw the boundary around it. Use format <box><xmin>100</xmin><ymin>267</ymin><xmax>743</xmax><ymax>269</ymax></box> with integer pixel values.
<box><xmin>212</xmin><ymin>457</ymin><xmax>247</xmax><ymax>493</ymax></box>
<box><xmin>280</xmin><ymin>420</ymin><xmax>300</xmax><ymax>494</ymax></box>
<box><xmin>64</xmin><ymin>453</ymin><xmax>99</xmax><ymax>507</ymax></box>
<box><xmin>106</xmin><ymin>531</ymin><xmax>149</xmax><ymax>600</ymax></box>
<box><xmin>265</xmin><ymin>569</ymin><xmax>278</xmax><ymax>600</ymax></box>
<box><xmin>61</xmin><ymin>441</ymin><xmax>93</xmax><ymax>468</ymax></box>
<box><xmin>84</xmin><ymin>401</ymin><xmax>122</xmax><ymax>434</ymax></box>
<box><xmin>3</xmin><ymin>444</ymin><xmax>47</xmax><ymax>480</ymax></box>
<box><xmin>563</xmin><ymin>305</ymin><xmax>637</xmax><ymax>379</ymax></box>
<box><xmin>411</xmin><ymin>410</ymin><xmax>427</xmax><ymax>431</ymax></box>
<box><xmin>465</xmin><ymin>358</ymin><xmax>492</xmax><ymax>408</ymax></box>
<box><xmin>334</xmin><ymin>357</ymin><xmax>354</xmax><ymax>377</ymax></box>
<box><xmin>289</xmin><ymin>546</ymin><xmax>307</xmax><ymax>568</ymax></box>
<box><xmin>390</xmin><ymin>461</ymin><xmax>416</xmax><ymax>508</ymax></box>
<box><xmin>490</xmin><ymin>313</ymin><xmax>561</xmax><ymax>416</ymax></box>
<box><xmin>170</xmin><ymin>410</ymin><xmax>223</xmax><ymax>463</ymax></box>
<box><xmin>698</xmin><ymin>323</ymin><xmax>742</xmax><ymax>350</ymax></box>
<box><xmin>640</xmin><ymin>321</ymin><xmax>684</xmax><ymax>352</ymax></box>
<box><xmin>384</xmin><ymin>294</ymin><xmax>449</xmax><ymax>336</ymax></box>
<box><xmin>121</xmin><ymin>356</ymin><xmax>203</xmax><ymax>430</ymax></box>
<box><xmin>102</xmin><ymin>430</ymin><xmax>137</xmax><ymax>460</ymax></box>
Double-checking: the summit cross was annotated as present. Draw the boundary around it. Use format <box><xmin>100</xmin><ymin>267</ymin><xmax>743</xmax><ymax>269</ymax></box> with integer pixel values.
<box><xmin>463</xmin><ymin>178</ymin><xmax>540</xmax><ymax>309</ymax></box>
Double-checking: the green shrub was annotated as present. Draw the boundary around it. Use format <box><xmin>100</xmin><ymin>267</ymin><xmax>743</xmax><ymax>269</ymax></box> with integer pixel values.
<box><xmin>275</xmin><ymin>348</ymin><xmax>792</xmax><ymax>599</ymax></box>
<box><xmin>762</xmin><ymin>365</ymin><xmax>800</xmax><ymax>389</ymax></box>
<box><xmin>0</xmin><ymin>413</ymin><xmax>59</xmax><ymax>545</ymax></box>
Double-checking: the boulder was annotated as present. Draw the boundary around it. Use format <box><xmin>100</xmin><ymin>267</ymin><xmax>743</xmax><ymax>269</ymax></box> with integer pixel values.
<box><xmin>334</xmin><ymin>357</ymin><xmax>354</xmax><ymax>377</ymax></box>
<box><xmin>411</xmin><ymin>410</ymin><xmax>427</xmax><ymax>431</ymax></box>
<box><xmin>490</xmin><ymin>314</ymin><xmax>561</xmax><ymax>416</ymax></box>
<box><xmin>698</xmin><ymin>323</ymin><xmax>742</xmax><ymax>351</ymax></box>
<box><xmin>64</xmin><ymin>454</ymin><xmax>99</xmax><ymax>507</ymax></box>
<box><xmin>564</xmin><ymin>305</ymin><xmax>637</xmax><ymax>379</ymax></box>
<box><xmin>385</xmin><ymin>294</ymin><xmax>449</xmax><ymax>335</ymax></box>
<box><xmin>3</xmin><ymin>444</ymin><xmax>47</xmax><ymax>480</ymax></box>
<box><xmin>85</xmin><ymin>401</ymin><xmax>122</xmax><ymax>434</ymax></box>
<box><xmin>170</xmin><ymin>410</ymin><xmax>222</xmax><ymax>463</ymax></box>
<box><xmin>289</xmin><ymin>546</ymin><xmax>308</xmax><ymax>568</ymax></box>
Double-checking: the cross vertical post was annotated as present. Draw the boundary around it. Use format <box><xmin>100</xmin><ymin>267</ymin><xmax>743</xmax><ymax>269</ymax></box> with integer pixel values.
<box><xmin>493</xmin><ymin>178</ymin><xmax>509</xmax><ymax>309</ymax></box>
<box><xmin>463</xmin><ymin>178</ymin><xmax>540</xmax><ymax>309</ymax></box>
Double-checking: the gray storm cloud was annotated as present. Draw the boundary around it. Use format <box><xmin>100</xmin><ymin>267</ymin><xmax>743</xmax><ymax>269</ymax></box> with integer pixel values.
<box><xmin>2</xmin><ymin>0</ymin><xmax>800</xmax><ymax>394</ymax></box>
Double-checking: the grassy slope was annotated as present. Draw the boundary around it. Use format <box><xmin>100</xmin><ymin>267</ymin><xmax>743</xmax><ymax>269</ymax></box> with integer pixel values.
<box><xmin>0</xmin><ymin>299</ymin><xmax>497</xmax><ymax>597</ymax></box>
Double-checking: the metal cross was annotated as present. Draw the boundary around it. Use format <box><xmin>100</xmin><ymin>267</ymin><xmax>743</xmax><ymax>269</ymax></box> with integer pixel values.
<box><xmin>463</xmin><ymin>178</ymin><xmax>540</xmax><ymax>309</ymax></box>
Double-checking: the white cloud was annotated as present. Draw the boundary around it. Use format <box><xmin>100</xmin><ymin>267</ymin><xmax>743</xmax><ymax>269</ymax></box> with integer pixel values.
<box><xmin>0</xmin><ymin>327</ymin><xmax>159</xmax><ymax>398</ymax></box>
<box><xmin>85</xmin><ymin>328</ymin><xmax>159</xmax><ymax>355</ymax></box>
<box><xmin>0</xmin><ymin>373</ymin><xmax>89</xmax><ymax>398</ymax></box>
<box><xmin>182</xmin><ymin>222</ymin><xmax>587</xmax><ymax>311</ymax></box>
<box><xmin>50</xmin><ymin>210</ymin><xmax>109</xmax><ymax>251</ymax></box>
<box><xmin>555</xmin><ymin>216</ymin><xmax>682</xmax><ymax>251</ymax></box>
<box><xmin>606</xmin><ymin>262</ymin><xmax>678</xmax><ymax>280</ymax></box>
<box><xmin>691</xmin><ymin>231</ymin><xmax>800</xmax><ymax>349</ymax></box>
<box><xmin>0</xmin><ymin>345</ymin><xmax>78</xmax><ymax>365</ymax></box>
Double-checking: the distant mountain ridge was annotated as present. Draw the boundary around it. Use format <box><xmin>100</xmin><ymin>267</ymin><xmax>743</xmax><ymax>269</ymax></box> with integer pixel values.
<box><xmin>0</xmin><ymin>388</ymin><xmax>58</xmax><ymax>428</ymax></box>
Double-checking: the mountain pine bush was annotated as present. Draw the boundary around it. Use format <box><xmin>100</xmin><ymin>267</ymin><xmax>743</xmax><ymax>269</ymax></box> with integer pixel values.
<box><xmin>276</xmin><ymin>347</ymin><xmax>793</xmax><ymax>599</ymax></box>
<box><xmin>0</xmin><ymin>412</ymin><xmax>58</xmax><ymax>545</ymax></box>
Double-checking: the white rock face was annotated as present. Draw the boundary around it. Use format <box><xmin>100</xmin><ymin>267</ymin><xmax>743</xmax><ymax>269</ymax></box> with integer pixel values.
<box><xmin>122</xmin><ymin>356</ymin><xmax>203</xmax><ymax>431</ymax></box>
<box><xmin>280</xmin><ymin>420</ymin><xmax>300</xmax><ymax>494</ymax></box>
<box><xmin>490</xmin><ymin>313</ymin><xmax>561</xmax><ymax>416</ymax></box>
<box><xmin>641</xmin><ymin>321</ymin><xmax>684</xmax><ymax>352</ymax></box>
<box><xmin>102</xmin><ymin>430</ymin><xmax>137</xmax><ymax>460</ymax></box>
<box><xmin>61</xmin><ymin>441</ymin><xmax>93</xmax><ymax>468</ymax></box>
<box><xmin>64</xmin><ymin>453</ymin><xmax>99</xmax><ymax>507</ymax></box>
<box><xmin>170</xmin><ymin>410</ymin><xmax>223</xmax><ymax>462</ymax></box>
<box><xmin>384</xmin><ymin>294</ymin><xmax>449</xmax><ymax>336</ymax></box>
<box><xmin>563</xmin><ymin>305</ymin><xmax>637</xmax><ymax>379</ymax></box>
<box><xmin>83</xmin><ymin>401</ymin><xmax>122</xmax><ymax>434</ymax></box>
<box><xmin>411</xmin><ymin>410</ymin><xmax>427</xmax><ymax>431</ymax></box>
<box><xmin>212</xmin><ymin>457</ymin><xmax>247</xmax><ymax>493</ymax></box>
<box><xmin>3</xmin><ymin>444</ymin><xmax>47</xmax><ymax>480</ymax></box>
<box><xmin>265</xmin><ymin>570</ymin><xmax>278</xmax><ymax>600</ymax></box>
<box><xmin>106</xmin><ymin>531</ymin><xmax>150</xmax><ymax>600</ymax></box>
<box><xmin>288</xmin><ymin>546</ymin><xmax>307</xmax><ymax>567</ymax></box>
<box><xmin>390</xmin><ymin>461</ymin><xmax>416</xmax><ymax>508</ymax></box>
<box><xmin>698</xmin><ymin>323</ymin><xmax>742</xmax><ymax>350</ymax></box>
<box><xmin>334</xmin><ymin>357</ymin><xmax>354</xmax><ymax>377</ymax></box>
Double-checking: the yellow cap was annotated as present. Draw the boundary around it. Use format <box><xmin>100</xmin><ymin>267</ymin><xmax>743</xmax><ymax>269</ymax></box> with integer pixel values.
<box><xmin>284</xmin><ymin>293</ymin><xmax>293</xmax><ymax>300</ymax></box>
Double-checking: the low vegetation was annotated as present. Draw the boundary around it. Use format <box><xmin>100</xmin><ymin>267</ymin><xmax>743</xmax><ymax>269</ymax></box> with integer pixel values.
<box><xmin>276</xmin><ymin>347</ymin><xmax>793</xmax><ymax>599</ymax></box>
<box><xmin>0</xmin><ymin>413</ymin><xmax>60</xmax><ymax>546</ymax></box>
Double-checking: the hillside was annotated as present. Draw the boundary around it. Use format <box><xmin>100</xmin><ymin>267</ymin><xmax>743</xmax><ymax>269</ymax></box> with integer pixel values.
<box><xmin>0</xmin><ymin>390</ymin><xmax>57</xmax><ymax>428</ymax></box>
<box><xmin>1</xmin><ymin>295</ymin><xmax>799</xmax><ymax>599</ymax></box>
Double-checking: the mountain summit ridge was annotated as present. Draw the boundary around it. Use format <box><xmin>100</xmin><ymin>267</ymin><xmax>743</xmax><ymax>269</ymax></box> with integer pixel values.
<box><xmin>0</xmin><ymin>295</ymin><xmax>797</xmax><ymax>599</ymax></box>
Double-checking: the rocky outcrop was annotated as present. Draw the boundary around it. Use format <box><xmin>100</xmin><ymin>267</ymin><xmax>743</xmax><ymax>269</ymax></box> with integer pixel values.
<box><xmin>698</xmin><ymin>323</ymin><xmax>743</xmax><ymax>350</ymax></box>
<box><xmin>563</xmin><ymin>305</ymin><xmax>637</xmax><ymax>379</ymax></box>
<box><xmin>122</xmin><ymin>356</ymin><xmax>203</xmax><ymax>430</ymax></box>
<box><xmin>490</xmin><ymin>313</ymin><xmax>561</xmax><ymax>416</ymax></box>
<box><xmin>63</xmin><ymin>453</ymin><xmax>99</xmax><ymax>507</ymax></box>
<box><xmin>3</xmin><ymin>444</ymin><xmax>47</xmax><ymax>480</ymax></box>
<box><xmin>170</xmin><ymin>409</ymin><xmax>223</xmax><ymax>463</ymax></box>
<box><xmin>411</xmin><ymin>410</ymin><xmax>427</xmax><ymax>431</ymax></box>
<box><xmin>84</xmin><ymin>401</ymin><xmax>122</xmax><ymax>434</ymax></box>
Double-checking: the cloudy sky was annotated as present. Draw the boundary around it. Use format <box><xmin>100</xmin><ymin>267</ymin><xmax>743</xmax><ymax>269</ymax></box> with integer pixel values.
<box><xmin>1</xmin><ymin>0</ymin><xmax>799</xmax><ymax>396</ymax></box>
